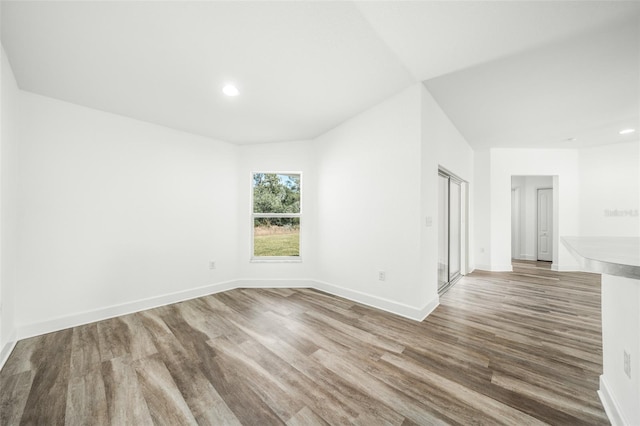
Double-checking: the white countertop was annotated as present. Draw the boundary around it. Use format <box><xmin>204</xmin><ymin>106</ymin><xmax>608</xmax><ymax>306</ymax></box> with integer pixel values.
<box><xmin>561</xmin><ymin>237</ymin><xmax>640</xmax><ymax>280</ymax></box>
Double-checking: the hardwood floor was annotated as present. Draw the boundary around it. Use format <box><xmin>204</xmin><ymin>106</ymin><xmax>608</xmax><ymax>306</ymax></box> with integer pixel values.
<box><xmin>1</xmin><ymin>262</ymin><xmax>608</xmax><ymax>425</ymax></box>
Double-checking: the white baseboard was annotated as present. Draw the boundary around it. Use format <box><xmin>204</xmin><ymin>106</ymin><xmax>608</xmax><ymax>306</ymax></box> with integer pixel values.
<box><xmin>314</xmin><ymin>280</ymin><xmax>438</xmax><ymax>321</ymax></box>
<box><xmin>417</xmin><ymin>296</ymin><xmax>440</xmax><ymax>321</ymax></box>
<box><xmin>598</xmin><ymin>375</ymin><xmax>627</xmax><ymax>426</ymax></box>
<box><xmin>474</xmin><ymin>264</ymin><xmax>513</xmax><ymax>272</ymax></box>
<box><xmin>0</xmin><ymin>331</ymin><xmax>18</xmax><ymax>371</ymax></box>
<box><xmin>474</xmin><ymin>264</ymin><xmax>492</xmax><ymax>271</ymax></box>
<box><xmin>514</xmin><ymin>254</ymin><xmax>536</xmax><ymax>261</ymax></box>
<box><xmin>494</xmin><ymin>264</ymin><xmax>514</xmax><ymax>272</ymax></box>
<box><xmin>13</xmin><ymin>278</ymin><xmax>440</xmax><ymax>343</ymax></box>
<box><xmin>16</xmin><ymin>279</ymin><xmax>238</xmax><ymax>340</ymax></box>
<box><xmin>551</xmin><ymin>263</ymin><xmax>579</xmax><ymax>272</ymax></box>
<box><xmin>234</xmin><ymin>279</ymin><xmax>315</xmax><ymax>289</ymax></box>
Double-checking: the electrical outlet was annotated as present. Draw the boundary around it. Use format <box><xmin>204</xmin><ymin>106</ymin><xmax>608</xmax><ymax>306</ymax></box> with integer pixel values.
<box><xmin>378</xmin><ymin>271</ymin><xmax>386</xmax><ymax>281</ymax></box>
<box><xmin>624</xmin><ymin>350</ymin><xmax>631</xmax><ymax>379</ymax></box>
<box><xmin>209</xmin><ymin>261</ymin><xmax>216</xmax><ymax>270</ymax></box>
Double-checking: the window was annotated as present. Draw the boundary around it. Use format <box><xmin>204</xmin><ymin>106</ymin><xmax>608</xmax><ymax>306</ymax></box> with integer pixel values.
<box><xmin>251</xmin><ymin>172</ymin><xmax>301</xmax><ymax>260</ymax></box>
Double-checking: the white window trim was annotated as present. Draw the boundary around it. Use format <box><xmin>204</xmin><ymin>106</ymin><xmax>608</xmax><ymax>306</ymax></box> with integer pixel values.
<box><xmin>250</xmin><ymin>171</ymin><xmax>303</xmax><ymax>263</ymax></box>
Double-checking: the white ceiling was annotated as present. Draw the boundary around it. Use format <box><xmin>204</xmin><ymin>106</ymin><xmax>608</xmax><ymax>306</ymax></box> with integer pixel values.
<box><xmin>424</xmin><ymin>15</ymin><xmax>640</xmax><ymax>149</ymax></box>
<box><xmin>2</xmin><ymin>1</ymin><xmax>639</xmax><ymax>149</ymax></box>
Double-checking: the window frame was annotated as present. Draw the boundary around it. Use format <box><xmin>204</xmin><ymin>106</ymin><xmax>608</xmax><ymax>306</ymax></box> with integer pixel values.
<box><xmin>250</xmin><ymin>171</ymin><xmax>303</xmax><ymax>263</ymax></box>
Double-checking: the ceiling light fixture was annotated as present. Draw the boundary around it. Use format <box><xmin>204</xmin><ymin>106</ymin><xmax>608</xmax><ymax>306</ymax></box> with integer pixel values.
<box><xmin>222</xmin><ymin>84</ymin><xmax>239</xmax><ymax>97</ymax></box>
<box><xmin>619</xmin><ymin>128</ymin><xmax>636</xmax><ymax>135</ymax></box>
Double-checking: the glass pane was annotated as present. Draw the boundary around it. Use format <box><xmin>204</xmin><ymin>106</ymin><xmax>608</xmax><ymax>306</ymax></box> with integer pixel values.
<box><xmin>253</xmin><ymin>217</ymin><xmax>300</xmax><ymax>257</ymax></box>
<box><xmin>449</xmin><ymin>181</ymin><xmax>461</xmax><ymax>278</ymax></box>
<box><xmin>253</xmin><ymin>173</ymin><xmax>301</xmax><ymax>214</ymax></box>
<box><xmin>438</xmin><ymin>175</ymin><xmax>449</xmax><ymax>290</ymax></box>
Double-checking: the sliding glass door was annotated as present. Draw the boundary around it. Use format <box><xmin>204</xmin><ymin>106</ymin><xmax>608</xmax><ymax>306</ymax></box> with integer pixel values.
<box><xmin>438</xmin><ymin>170</ymin><xmax>462</xmax><ymax>294</ymax></box>
<box><xmin>438</xmin><ymin>174</ymin><xmax>449</xmax><ymax>291</ymax></box>
<box><xmin>449</xmin><ymin>180</ymin><xmax>461</xmax><ymax>278</ymax></box>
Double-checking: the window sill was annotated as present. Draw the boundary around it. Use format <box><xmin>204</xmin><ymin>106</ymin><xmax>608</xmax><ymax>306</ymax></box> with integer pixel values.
<box><xmin>250</xmin><ymin>257</ymin><xmax>303</xmax><ymax>264</ymax></box>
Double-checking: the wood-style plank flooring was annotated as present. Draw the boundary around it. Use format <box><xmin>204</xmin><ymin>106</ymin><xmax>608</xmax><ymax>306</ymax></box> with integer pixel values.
<box><xmin>1</xmin><ymin>261</ymin><xmax>608</xmax><ymax>425</ymax></box>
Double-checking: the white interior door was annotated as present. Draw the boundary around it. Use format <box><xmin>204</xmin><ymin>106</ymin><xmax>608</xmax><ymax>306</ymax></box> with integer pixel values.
<box><xmin>511</xmin><ymin>188</ymin><xmax>520</xmax><ymax>259</ymax></box>
<box><xmin>537</xmin><ymin>188</ymin><xmax>553</xmax><ymax>261</ymax></box>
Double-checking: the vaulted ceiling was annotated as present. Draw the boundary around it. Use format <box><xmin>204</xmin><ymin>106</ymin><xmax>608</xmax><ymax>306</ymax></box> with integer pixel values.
<box><xmin>2</xmin><ymin>1</ymin><xmax>639</xmax><ymax>149</ymax></box>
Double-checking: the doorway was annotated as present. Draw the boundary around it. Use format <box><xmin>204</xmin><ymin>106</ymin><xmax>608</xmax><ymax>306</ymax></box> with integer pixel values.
<box><xmin>511</xmin><ymin>176</ymin><xmax>554</xmax><ymax>263</ymax></box>
<box><xmin>438</xmin><ymin>170</ymin><xmax>465</xmax><ymax>295</ymax></box>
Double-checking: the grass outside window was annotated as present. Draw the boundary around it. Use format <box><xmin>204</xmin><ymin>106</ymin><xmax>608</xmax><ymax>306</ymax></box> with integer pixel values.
<box><xmin>252</xmin><ymin>172</ymin><xmax>301</xmax><ymax>259</ymax></box>
<box><xmin>253</xmin><ymin>218</ymin><xmax>300</xmax><ymax>257</ymax></box>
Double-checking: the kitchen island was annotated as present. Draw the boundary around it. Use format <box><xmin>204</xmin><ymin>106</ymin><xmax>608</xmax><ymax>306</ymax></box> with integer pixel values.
<box><xmin>562</xmin><ymin>237</ymin><xmax>640</xmax><ymax>426</ymax></box>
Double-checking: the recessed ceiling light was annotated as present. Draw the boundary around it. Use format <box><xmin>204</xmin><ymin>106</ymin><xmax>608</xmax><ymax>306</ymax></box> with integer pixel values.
<box><xmin>619</xmin><ymin>128</ymin><xmax>636</xmax><ymax>135</ymax></box>
<box><xmin>222</xmin><ymin>84</ymin><xmax>239</xmax><ymax>97</ymax></box>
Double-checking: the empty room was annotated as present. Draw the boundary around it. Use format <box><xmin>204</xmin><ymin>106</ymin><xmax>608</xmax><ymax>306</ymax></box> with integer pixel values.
<box><xmin>1</xmin><ymin>1</ymin><xmax>639</xmax><ymax>425</ymax></box>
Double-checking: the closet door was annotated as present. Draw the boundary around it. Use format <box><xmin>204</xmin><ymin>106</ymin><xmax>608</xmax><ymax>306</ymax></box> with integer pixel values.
<box><xmin>438</xmin><ymin>173</ymin><xmax>449</xmax><ymax>292</ymax></box>
<box><xmin>449</xmin><ymin>180</ymin><xmax>461</xmax><ymax>280</ymax></box>
<box><xmin>438</xmin><ymin>171</ymin><xmax>463</xmax><ymax>295</ymax></box>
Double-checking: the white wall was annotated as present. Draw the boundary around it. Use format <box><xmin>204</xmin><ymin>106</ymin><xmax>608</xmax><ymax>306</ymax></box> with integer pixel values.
<box><xmin>236</xmin><ymin>140</ymin><xmax>317</xmax><ymax>284</ymax></box>
<box><xmin>474</xmin><ymin>150</ymin><xmax>491</xmax><ymax>270</ymax></box>
<box><xmin>315</xmin><ymin>85</ymin><xmax>428</xmax><ymax>318</ymax></box>
<box><xmin>481</xmin><ymin>142</ymin><xmax>639</xmax><ymax>272</ymax></box>
<box><xmin>420</xmin><ymin>84</ymin><xmax>474</xmax><ymax>299</ymax></box>
<box><xmin>479</xmin><ymin>149</ymin><xmax>580</xmax><ymax>271</ymax></box>
<box><xmin>579</xmin><ymin>141</ymin><xmax>640</xmax><ymax>237</ymax></box>
<box><xmin>313</xmin><ymin>83</ymin><xmax>474</xmax><ymax>320</ymax></box>
<box><xmin>577</xmin><ymin>141</ymin><xmax>640</xmax><ymax>425</ymax></box>
<box><xmin>600</xmin><ymin>274</ymin><xmax>640</xmax><ymax>426</ymax></box>
<box><xmin>511</xmin><ymin>175</ymin><xmax>554</xmax><ymax>260</ymax></box>
<box><xmin>15</xmin><ymin>92</ymin><xmax>240</xmax><ymax>336</ymax></box>
<box><xmin>1</xmin><ymin>78</ymin><xmax>476</xmax><ymax>343</ymax></box>
<box><xmin>1</xmin><ymin>47</ymin><xmax>20</xmax><ymax>364</ymax></box>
